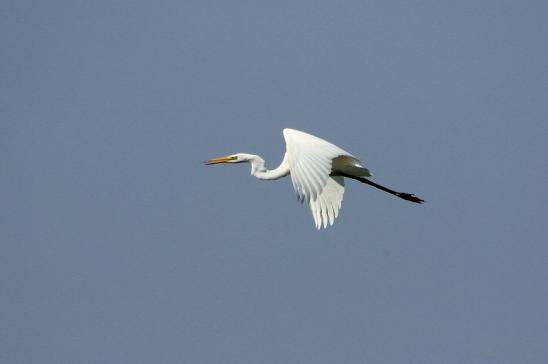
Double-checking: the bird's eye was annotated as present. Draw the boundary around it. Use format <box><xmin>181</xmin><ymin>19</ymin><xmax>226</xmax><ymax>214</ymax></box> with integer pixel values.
<box><xmin>230</xmin><ymin>156</ymin><xmax>238</xmax><ymax>161</ymax></box>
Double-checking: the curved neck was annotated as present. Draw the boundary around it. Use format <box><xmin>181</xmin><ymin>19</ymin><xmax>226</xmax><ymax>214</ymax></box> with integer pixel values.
<box><xmin>250</xmin><ymin>153</ymin><xmax>290</xmax><ymax>180</ymax></box>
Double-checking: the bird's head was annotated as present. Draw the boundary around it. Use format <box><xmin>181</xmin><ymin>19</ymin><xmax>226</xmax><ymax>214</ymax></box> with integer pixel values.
<box><xmin>204</xmin><ymin>153</ymin><xmax>254</xmax><ymax>165</ymax></box>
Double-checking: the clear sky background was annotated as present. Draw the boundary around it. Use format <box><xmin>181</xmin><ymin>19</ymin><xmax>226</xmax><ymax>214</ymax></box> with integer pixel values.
<box><xmin>2</xmin><ymin>1</ymin><xmax>548</xmax><ymax>363</ymax></box>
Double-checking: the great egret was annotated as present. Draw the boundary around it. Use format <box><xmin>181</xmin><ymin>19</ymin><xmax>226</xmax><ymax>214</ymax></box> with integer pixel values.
<box><xmin>205</xmin><ymin>128</ymin><xmax>423</xmax><ymax>229</ymax></box>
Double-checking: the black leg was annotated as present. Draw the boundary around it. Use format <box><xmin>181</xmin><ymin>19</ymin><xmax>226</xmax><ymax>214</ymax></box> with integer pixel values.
<box><xmin>340</xmin><ymin>174</ymin><xmax>424</xmax><ymax>204</ymax></box>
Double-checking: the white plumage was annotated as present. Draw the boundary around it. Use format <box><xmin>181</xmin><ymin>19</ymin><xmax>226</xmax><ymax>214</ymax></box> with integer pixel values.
<box><xmin>283</xmin><ymin>129</ymin><xmax>367</xmax><ymax>228</ymax></box>
<box><xmin>205</xmin><ymin>128</ymin><xmax>422</xmax><ymax>229</ymax></box>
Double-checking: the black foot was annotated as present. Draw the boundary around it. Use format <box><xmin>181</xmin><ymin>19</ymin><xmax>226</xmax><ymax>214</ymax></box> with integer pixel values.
<box><xmin>395</xmin><ymin>192</ymin><xmax>424</xmax><ymax>204</ymax></box>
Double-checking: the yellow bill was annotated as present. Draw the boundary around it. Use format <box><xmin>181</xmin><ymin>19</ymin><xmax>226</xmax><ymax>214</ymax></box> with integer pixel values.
<box><xmin>204</xmin><ymin>155</ymin><xmax>235</xmax><ymax>165</ymax></box>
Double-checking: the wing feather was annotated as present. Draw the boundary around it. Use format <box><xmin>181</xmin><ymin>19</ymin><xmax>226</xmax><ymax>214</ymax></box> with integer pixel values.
<box><xmin>309</xmin><ymin>176</ymin><xmax>345</xmax><ymax>229</ymax></box>
<box><xmin>283</xmin><ymin>129</ymin><xmax>354</xmax><ymax>229</ymax></box>
<box><xmin>300</xmin><ymin>154</ymin><xmax>325</xmax><ymax>200</ymax></box>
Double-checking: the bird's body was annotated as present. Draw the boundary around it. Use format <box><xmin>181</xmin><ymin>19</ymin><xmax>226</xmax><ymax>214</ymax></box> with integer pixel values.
<box><xmin>205</xmin><ymin>128</ymin><xmax>423</xmax><ymax>229</ymax></box>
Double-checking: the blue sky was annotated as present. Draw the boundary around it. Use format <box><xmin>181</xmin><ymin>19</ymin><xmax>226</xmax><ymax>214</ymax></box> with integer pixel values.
<box><xmin>2</xmin><ymin>1</ymin><xmax>548</xmax><ymax>363</ymax></box>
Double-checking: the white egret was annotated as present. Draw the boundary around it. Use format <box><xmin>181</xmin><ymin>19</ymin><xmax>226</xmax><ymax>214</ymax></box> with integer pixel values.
<box><xmin>205</xmin><ymin>128</ymin><xmax>423</xmax><ymax>229</ymax></box>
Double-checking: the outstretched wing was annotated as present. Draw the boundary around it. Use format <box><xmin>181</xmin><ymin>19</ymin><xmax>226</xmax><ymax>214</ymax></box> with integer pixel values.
<box><xmin>283</xmin><ymin>128</ymin><xmax>360</xmax><ymax>229</ymax></box>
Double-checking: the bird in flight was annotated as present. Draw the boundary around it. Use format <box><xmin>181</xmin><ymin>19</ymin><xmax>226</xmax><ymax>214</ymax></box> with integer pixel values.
<box><xmin>205</xmin><ymin>128</ymin><xmax>423</xmax><ymax>229</ymax></box>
